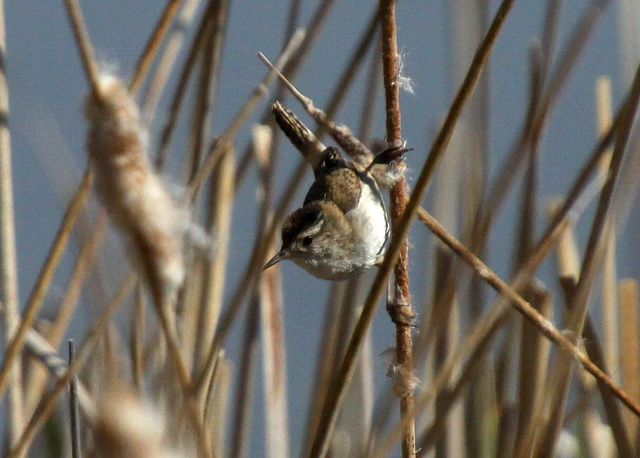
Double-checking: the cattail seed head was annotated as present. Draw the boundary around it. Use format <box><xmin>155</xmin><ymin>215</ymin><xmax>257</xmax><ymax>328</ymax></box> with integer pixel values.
<box><xmin>85</xmin><ymin>74</ymin><xmax>187</xmax><ymax>301</ymax></box>
<box><xmin>91</xmin><ymin>389</ymin><xmax>187</xmax><ymax>458</ymax></box>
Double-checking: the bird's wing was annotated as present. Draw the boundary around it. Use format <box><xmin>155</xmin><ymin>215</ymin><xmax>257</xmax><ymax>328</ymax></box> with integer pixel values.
<box><xmin>303</xmin><ymin>166</ymin><xmax>363</xmax><ymax>215</ymax></box>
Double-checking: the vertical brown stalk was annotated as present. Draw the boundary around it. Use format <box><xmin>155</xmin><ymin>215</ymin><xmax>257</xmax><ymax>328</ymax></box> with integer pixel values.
<box><xmin>0</xmin><ymin>0</ymin><xmax>24</xmax><ymax>445</ymax></box>
<box><xmin>379</xmin><ymin>1</ymin><xmax>416</xmax><ymax>456</ymax></box>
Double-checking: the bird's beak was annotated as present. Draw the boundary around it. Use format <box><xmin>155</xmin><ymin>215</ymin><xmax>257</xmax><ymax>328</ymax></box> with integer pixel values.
<box><xmin>263</xmin><ymin>250</ymin><xmax>288</xmax><ymax>271</ymax></box>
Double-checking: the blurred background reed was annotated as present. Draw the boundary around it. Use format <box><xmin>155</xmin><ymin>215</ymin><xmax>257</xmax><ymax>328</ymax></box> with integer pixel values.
<box><xmin>1</xmin><ymin>0</ymin><xmax>640</xmax><ymax>456</ymax></box>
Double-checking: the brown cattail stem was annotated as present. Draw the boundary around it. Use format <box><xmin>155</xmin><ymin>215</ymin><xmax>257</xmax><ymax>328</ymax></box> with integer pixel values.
<box><xmin>379</xmin><ymin>1</ymin><xmax>416</xmax><ymax>457</ymax></box>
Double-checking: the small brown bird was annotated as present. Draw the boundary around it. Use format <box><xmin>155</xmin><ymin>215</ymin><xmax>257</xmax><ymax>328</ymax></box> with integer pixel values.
<box><xmin>263</xmin><ymin>147</ymin><xmax>390</xmax><ymax>280</ymax></box>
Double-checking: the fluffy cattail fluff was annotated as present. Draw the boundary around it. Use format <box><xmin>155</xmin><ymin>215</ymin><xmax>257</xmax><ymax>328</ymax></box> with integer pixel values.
<box><xmin>85</xmin><ymin>74</ymin><xmax>187</xmax><ymax>302</ymax></box>
<box><xmin>90</xmin><ymin>389</ymin><xmax>188</xmax><ymax>458</ymax></box>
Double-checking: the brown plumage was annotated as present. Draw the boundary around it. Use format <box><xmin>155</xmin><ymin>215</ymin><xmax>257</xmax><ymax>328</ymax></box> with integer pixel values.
<box><xmin>264</xmin><ymin>147</ymin><xmax>390</xmax><ymax>280</ymax></box>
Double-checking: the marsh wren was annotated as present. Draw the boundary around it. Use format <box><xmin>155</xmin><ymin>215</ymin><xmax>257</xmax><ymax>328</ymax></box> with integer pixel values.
<box><xmin>263</xmin><ymin>146</ymin><xmax>393</xmax><ymax>280</ymax></box>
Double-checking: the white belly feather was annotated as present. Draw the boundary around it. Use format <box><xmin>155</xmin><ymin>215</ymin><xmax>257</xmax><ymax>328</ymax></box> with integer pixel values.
<box><xmin>346</xmin><ymin>182</ymin><xmax>388</xmax><ymax>265</ymax></box>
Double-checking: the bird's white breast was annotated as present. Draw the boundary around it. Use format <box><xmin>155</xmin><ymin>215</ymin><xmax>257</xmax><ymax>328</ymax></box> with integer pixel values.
<box><xmin>347</xmin><ymin>182</ymin><xmax>388</xmax><ymax>265</ymax></box>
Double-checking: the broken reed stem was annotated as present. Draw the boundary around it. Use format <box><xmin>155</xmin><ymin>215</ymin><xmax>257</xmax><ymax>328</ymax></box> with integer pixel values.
<box><xmin>129</xmin><ymin>0</ymin><xmax>184</xmax><ymax>95</ymax></box>
<box><xmin>0</xmin><ymin>168</ymin><xmax>92</xmax><ymax>407</ymax></box>
<box><xmin>309</xmin><ymin>1</ymin><xmax>517</xmax><ymax>456</ymax></box>
<box><xmin>9</xmin><ymin>275</ymin><xmax>137</xmax><ymax>458</ymax></box>
<box><xmin>0</xmin><ymin>0</ymin><xmax>23</xmax><ymax>445</ymax></box>
<box><xmin>378</xmin><ymin>1</ymin><xmax>416</xmax><ymax>457</ymax></box>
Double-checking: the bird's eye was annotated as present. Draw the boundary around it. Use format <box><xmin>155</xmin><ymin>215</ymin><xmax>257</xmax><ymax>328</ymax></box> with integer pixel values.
<box><xmin>302</xmin><ymin>236</ymin><xmax>313</xmax><ymax>247</ymax></box>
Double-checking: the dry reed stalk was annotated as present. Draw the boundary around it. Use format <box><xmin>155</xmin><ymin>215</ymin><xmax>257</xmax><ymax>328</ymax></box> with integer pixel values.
<box><xmin>229</xmin><ymin>296</ymin><xmax>260</xmax><ymax>458</ymax></box>
<box><xmin>596</xmin><ymin>76</ymin><xmax>620</xmax><ymax>376</ymax></box>
<box><xmin>346</xmin><ymin>303</ymin><xmax>375</xmax><ymax>455</ymax></box>
<box><xmin>258</xmin><ymin>224</ymin><xmax>290</xmax><ymax>457</ymax></box>
<box><xmin>142</xmin><ymin>0</ymin><xmax>202</xmax><ymax>120</ymax></box>
<box><xmin>476</xmin><ymin>0</ymin><xmax>612</xmax><ymax>247</ymax></box>
<box><xmin>195</xmin><ymin>1</ymin><xmax>236</xmax><ymax>368</ymax></box>
<box><xmin>374</xmin><ymin>12</ymin><xmax>419</xmax><ymax>454</ymax></box>
<box><xmin>381</xmin><ymin>127</ymin><xmax>640</xmax><ymax>450</ymax></box>
<box><xmin>23</xmin><ymin>324</ymin><xmax>96</xmax><ymax>421</ymax></box>
<box><xmin>129</xmin><ymin>0</ymin><xmax>184</xmax><ymax>95</ymax></box>
<box><xmin>253</xmin><ymin>124</ymin><xmax>290</xmax><ymax>457</ymax></box>
<box><xmin>540</xmin><ymin>0</ymin><xmax>562</xmax><ymax>74</ymax></box>
<box><xmin>329</xmin><ymin>278</ymin><xmax>371</xmax><ymax>455</ymax></box>
<box><xmin>205</xmin><ymin>353</ymin><xmax>231</xmax><ymax>458</ymax></box>
<box><xmin>448</xmin><ymin>4</ymin><xmax>490</xmax><ymax>450</ymax></box>
<box><xmin>374</xmin><ymin>224</ymin><xmax>556</xmax><ymax>457</ymax></box>
<box><xmin>259</xmin><ymin>54</ymin><xmax>373</xmax><ymax>165</ymax></box>
<box><xmin>155</xmin><ymin>0</ymin><xmax>215</xmax><ymax>169</ymax></box>
<box><xmin>68</xmin><ymin>340</ymin><xmax>81</xmax><ymax>458</ymax></box>
<box><xmin>236</xmin><ymin>6</ymin><xmax>379</xmax><ymax>184</ymax></box>
<box><xmin>497</xmin><ymin>323</ymin><xmax>521</xmax><ymax>458</ymax></box>
<box><xmin>310</xmin><ymin>1</ymin><xmax>517</xmax><ymax>455</ymax></box>
<box><xmin>25</xmin><ymin>212</ymin><xmax>107</xmax><ymax>414</ymax></box>
<box><xmin>181</xmin><ymin>258</ymin><xmax>205</xmax><ymax>368</ymax></box>
<box><xmin>556</xmin><ymin>274</ymin><xmax>634</xmax><ymax>457</ymax></box>
<box><xmin>185</xmin><ymin>28</ymin><xmax>305</xmax><ymax>199</ymax></box>
<box><xmin>302</xmin><ymin>282</ymin><xmax>347</xmax><ymax>455</ymax></box>
<box><xmin>186</xmin><ymin>0</ymin><xmax>229</xmax><ymax>180</ymax></box>
<box><xmin>64</xmin><ymin>2</ymin><xmax>214</xmax><ymax>452</ymax></box>
<box><xmin>417</xmin><ymin>208</ymin><xmax>640</xmax><ymax>438</ymax></box>
<box><xmin>429</xmin><ymin>248</ymin><xmax>462</xmax><ymax>456</ymax></box>
<box><xmin>515</xmin><ymin>43</ymin><xmax>543</xmax><ymax>266</ymax></box>
<box><xmin>0</xmin><ymin>169</ymin><xmax>92</xmax><ymax>406</ymax></box>
<box><xmin>620</xmin><ymin>279</ymin><xmax>640</xmax><ymax>443</ymax></box>
<box><xmin>9</xmin><ymin>274</ymin><xmax>137</xmax><ymax>457</ymax></box>
<box><xmin>84</xmin><ymin>76</ymin><xmax>202</xmax><ymax>425</ymax></box>
<box><xmin>0</xmin><ymin>0</ymin><xmax>24</xmax><ymax>445</ymax></box>
<box><xmin>195</xmin><ymin>22</ymin><xmax>374</xmax><ymax>391</ymax></box>
<box><xmin>358</xmin><ymin>42</ymin><xmax>382</xmax><ymax>145</ymax></box>
<box><xmin>505</xmin><ymin>43</ymin><xmax>544</xmax><ymax>455</ymax></box>
<box><xmin>186</xmin><ymin>0</ymin><xmax>232</xmax><ymax>374</ymax></box>
<box><xmin>195</xmin><ymin>143</ymin><xmax>235</xmax><ymax>371</ymax></box>
<box><xmin>0</xmin><ymin>302</ymin><xmax>97</xmax><ymax>423</ymax></box>
<box><xmin>514</xmin><ymin>288</ymin><xmax>553</xmax><ymax>452</ymax></box>
<box><xmin>534</xmin><ymin>56</ymin><xmax>640</xmax><ymax>456</ymax></box>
